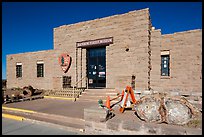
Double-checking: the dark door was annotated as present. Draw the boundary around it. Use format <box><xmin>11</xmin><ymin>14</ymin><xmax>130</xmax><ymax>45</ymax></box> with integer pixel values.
<box><xmin>87</xmin><ymin>47</ymin><xmax>106</xmax><ymax>88</ymax></box>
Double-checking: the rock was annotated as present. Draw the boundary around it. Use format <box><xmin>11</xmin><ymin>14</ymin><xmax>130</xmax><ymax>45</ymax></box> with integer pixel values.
<box><xmin>134</xmin><ymin>93</ymin><xmax>202</xmax><ymax>125</ymax></box>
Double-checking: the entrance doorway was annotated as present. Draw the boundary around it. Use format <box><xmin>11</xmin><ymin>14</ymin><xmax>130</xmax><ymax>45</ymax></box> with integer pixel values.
<box><xmin>87</xmin><ymin>47</ymin><xmax>106</xmax><ymax>88</ymax></box>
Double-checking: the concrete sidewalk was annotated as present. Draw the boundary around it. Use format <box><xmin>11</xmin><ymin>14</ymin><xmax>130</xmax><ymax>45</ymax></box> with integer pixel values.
<box><xmin>2</xmin><ymin>98</ymin><xmax>97</xmax><ymax>132</ymax></box>
<box><xmin>3</xmin><ymin>98</ymin><xmax>97</xmax><ymax>119</ymax></box>
<box><xmin>2</xmin><ymin>97</ymin><xmax>202</xmax><ymax>135</ymax></box>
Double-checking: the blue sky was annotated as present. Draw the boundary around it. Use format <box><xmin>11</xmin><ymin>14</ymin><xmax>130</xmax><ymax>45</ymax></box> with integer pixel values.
<box><xmin>2</xmin><ymin>2</ymin><xmax>202</xmax><ymax>80</ymax></box>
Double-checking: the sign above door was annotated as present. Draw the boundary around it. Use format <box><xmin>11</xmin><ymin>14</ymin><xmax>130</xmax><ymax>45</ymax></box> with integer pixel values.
<box><xmin>76</xmin><ymin>37</ymin><xmax>113</xmax><ymax>48</ymax></box>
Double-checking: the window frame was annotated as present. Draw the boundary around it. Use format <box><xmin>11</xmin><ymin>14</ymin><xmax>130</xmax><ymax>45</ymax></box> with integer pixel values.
<box><xmin>62</xmin><ymin>76</ymin><xmax>71</xmax><ymax>88</ymax></box>
<box><xmin>160</xmin><ymin>50</ymin><xmax>170</xmax><ymax>79</ymax></box>
<box><xmin>16</xmin><ymin>63</ymin><xmax>22</xmax><ymax>78</ymax></box>
<box><xmin>37</xmin><ymin>63</ymin><xmax>44</xmax><ymax>77</ymax></box>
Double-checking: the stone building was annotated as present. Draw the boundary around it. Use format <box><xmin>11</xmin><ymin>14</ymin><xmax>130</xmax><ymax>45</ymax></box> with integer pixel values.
<box><xmin>6</xmin><ymin>8</ymin><xmax>202</xmax><ymax>94</ymax></box>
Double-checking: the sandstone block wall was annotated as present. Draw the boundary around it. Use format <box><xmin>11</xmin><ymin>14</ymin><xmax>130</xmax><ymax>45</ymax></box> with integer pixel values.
<box><xmin>150</xmin><ymin>29</ymin><xmax>162</xmax><ymax>91</ymax></box>
<box><xmin>150</xmin><ymin>29</ymin><xmax>202</xmax><ymax>94</ymax></box>
<box><xmin>6</xmin><ymin>8</ymin><xmax>202</xmax><ymax>94</ymax></box>
<box><xmin>53</xmin><ymin>8</ymin><xmax>151</xmax><ymax>90</ymax></box>
<box><xmin>6</xmin><ymin>49</ymin><xmax>66</xmax><ymax>90</ymax></box>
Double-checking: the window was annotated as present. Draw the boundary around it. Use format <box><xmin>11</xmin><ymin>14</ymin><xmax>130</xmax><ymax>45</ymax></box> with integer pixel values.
<box><xmin>161</xmin><ymin>51</ymin><xmax>170</xmax><ymax>76</ymax></box>
<box><xmin>16</xmin><ymin>63</ymin><xmax>22</xmax><ymax>78</ymax></box>
<box><xmin>37</xmin><ymin>63</ymin><xmax>44</xmax><ymax>77</ymax></box>
<box><xmin>63</xmin><ymin>76</ymin><xmax>71</xmax><ymax>88</ymax></box>
<box><xmin>131</xmin><ymin>75</ymin><xmax>136</xmax><ymax>90</ymax></box>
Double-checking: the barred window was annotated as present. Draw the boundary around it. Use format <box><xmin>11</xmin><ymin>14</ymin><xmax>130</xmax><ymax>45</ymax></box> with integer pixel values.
<box><xmin>63</xmin><ymin>76</ymin><xmax>71</xmax><ymax>88</ymax></box>
<box><xmin>161</xmin><ymin>54</ymin><xmax>170</xmax><ymax>76</ymax></box>
<box><xmin>16</xmin><ymin>64</ymin><xmax>22</xmax><ymax>78</ymax></box>
<box><xmin>37</xmin><ymin>64</ymin><xmax>44</xmax><ymax>77</ymax></box>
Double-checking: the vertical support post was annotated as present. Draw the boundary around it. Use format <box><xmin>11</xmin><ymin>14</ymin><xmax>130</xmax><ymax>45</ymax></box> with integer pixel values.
<box><xmin>72</xmin><ymin>86</ymin><xmax>75</xmax><ymax>102</ymax></box>
<box><xmin>86</xmin><ymin>49</ymin><xmax>89</xmax><ymax>89</ymax></box>
<box><xmin>86</xmin><ymin>77</ymin><xmax>88</xmax><ymax>89</ymax></box>
<box><xmin>76</xmin><ymin>46</ymin><xmax>78</xmax><ymax>88</ymax></box>
<box><xmin>81</xmin><ymin>48</ymin><xmax>82</xmax><ymax>87</ymax></box>
<box><xmin>73</xmin><ymin>45</ymin><xmax>78</xmax><ymax>102</ymax></box>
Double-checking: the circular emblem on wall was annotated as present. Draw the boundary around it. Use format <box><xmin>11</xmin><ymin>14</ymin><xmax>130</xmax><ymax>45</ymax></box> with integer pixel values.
<box><xmin>58</xmin><ymin>53</ymin><xmax>71</xmax><ymax>73</ymax></box>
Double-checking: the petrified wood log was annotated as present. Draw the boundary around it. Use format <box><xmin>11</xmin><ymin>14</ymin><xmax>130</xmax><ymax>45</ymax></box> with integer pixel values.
<box><xmin>134</xmin><ymin>93</ymin><xmax>201</xmax><ymax>125</ymax></box>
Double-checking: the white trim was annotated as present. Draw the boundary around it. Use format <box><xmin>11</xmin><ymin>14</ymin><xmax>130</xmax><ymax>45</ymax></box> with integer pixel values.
<box><xmin>161</xmin><ymin>51</ymin><xmax>170</xmax><ymax>55</ymax></box>
<box><xmin>37</xmin><ymin>61</ymin><xmax>44</xmax><ymax>64</ymax></box>
<box><xmin>16</xmin><ymin>62</ymin><xmax>22</xmax><ymax>65</ymax></box>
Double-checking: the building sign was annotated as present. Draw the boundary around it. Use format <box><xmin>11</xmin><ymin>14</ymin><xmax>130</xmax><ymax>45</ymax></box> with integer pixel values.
<box><xmin>76</xmin><ymin>37</ymin><xmax>113</xmax><ymax>48</ymax></box>
<box><xmin>58</xmin><ymin>53</ymin><xmax>71</xmax><ymax>73</ymax></box>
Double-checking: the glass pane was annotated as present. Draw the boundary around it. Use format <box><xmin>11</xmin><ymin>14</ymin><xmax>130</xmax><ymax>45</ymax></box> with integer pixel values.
<box><xmin>161</xmin><ymin>55</ymin><xmax>169</xmax><ymax>76</ymax></box>
<box><xmin>88</xmin><ymin>47</ymin><xmax>106</xmax><ymax>88</ymax></box>
<box><xmin>37</xmin><ymin>64</ymin><xmax>44</xmax><ymax>77</ymax></box>
<box><xmin>16</xmin><ymin>65</ymin><xmax>22</xmax><ymax>78</ymax></box>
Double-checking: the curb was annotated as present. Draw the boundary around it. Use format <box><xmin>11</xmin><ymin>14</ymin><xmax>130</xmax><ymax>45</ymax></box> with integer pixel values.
<box><xmin>2</xmin><ymin>106</ymin><xmax>84</xmax><ymax>123</ymax></box>
<box><xmin>2</xmin><ymin>106</ymin><xmax>85</xmax><ymax>132</ymax></box>
<box><xmin>2</xmin><ymin>113</ymin><xmax>85</xmax><ymax>134</ymax></box>
<box><xmin>2</xmin><ymin>106</ymin><xmax>37</xmax><ymax>114</ymax></box>
<box><xmin>44</xmin><ymin>96</ymin><xmax>77</xmax><ymax>101</ymax></box>
<box><xmin>24</xmin><ymin>118</ymin><xmax>85</xmax><ymax>134</ymax></box>
<box><xmin>2</xmin><ymin>113</ymin><xmax>25</xmax><ymax>121</ymax></box>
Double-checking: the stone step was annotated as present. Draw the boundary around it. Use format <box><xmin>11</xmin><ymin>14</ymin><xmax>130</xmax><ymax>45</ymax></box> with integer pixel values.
<box><xmin>48</xmin><ymin>92</ymin><xmax>81</xmax><ymax>95</ymax></box>
<box><xmin>44</xmin><ymin>89</ymin><xmax>84</xmax><ymax>97</ymax></box>
<box><xmin>46</xmin><ymin>90</ymin><xmax>83</xmax><ymax>94</ymax></box>
<box><xmin>84</xmin><ymin>88</ymin><xmax>118</xmax><ymax>93</ymax></box>
<box><xmin>48</xmin><ymin>93</ymin><xmax>79</xmax><ymax>98</ymax></box>
<box><xmin>81</xmin><ymin>92</ymin><xmax>118</xmax><ymax>96</ymax></box>
<box><xmin>82</xmin><ymin>89</ymin><xmax>118</xmax><ymax>96</ymax></box>
<box><xmin>78</xmin><ymin>88</ymin><xmax>121</xmax><ymax>103</ymax></box>
<box><xmin>79</xmin><ymin>97</ymin><xmax>119</xmax><ymax>103</ymax></box>
<box><xmin>80</xmin><ymin>94</ymin><xmax>119</xmax><ymax>99</ymax></box>
<box><xmin>79</xmin><ymin>89</ymin><xmax>118</xmax><ymax>102</ymax></box>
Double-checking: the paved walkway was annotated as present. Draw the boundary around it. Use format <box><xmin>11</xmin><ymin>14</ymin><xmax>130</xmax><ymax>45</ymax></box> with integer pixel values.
<box><xmin>3</xmin><ymin>98</ymin><xmax>97</xmax><ymax>119</ymax></box>
<box><xmin>2</xmin><ymin>117</ymin><xmax>81</xmax><ymax>135</ymax></box>
<box><xmin>2</xmin><ymin>98</ymin><xmax>98</xmax><ymax>131</ymax></box>
<box><xmin>2</xmin><ymin>97</ymin><xmax>202</xmax><ymax>135</ymax></box>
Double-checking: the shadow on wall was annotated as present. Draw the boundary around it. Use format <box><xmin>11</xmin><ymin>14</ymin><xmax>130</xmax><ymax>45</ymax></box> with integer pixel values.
<box><xmin>2</xmin><ymin>79</ymin><xmax>7</xmax><ymax>89</ymax></box>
